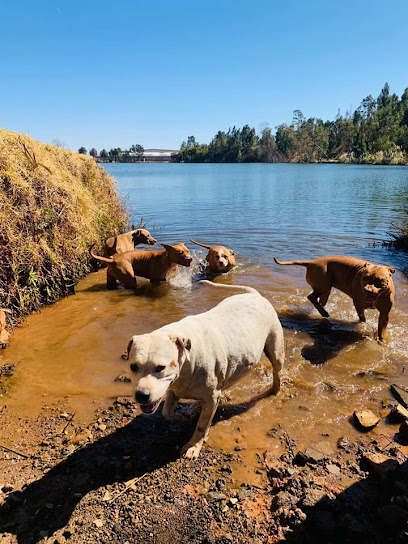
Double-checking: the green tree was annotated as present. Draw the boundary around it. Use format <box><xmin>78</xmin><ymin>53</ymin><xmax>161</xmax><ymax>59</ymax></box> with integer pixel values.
<box><xmin>78</xmin><ymin>147</ymin><xmax>87</xmax><ymax>154</ymax></box>
<box><xmin>130</xmin><ymin>144</ymin><xmax>144</xmax><ymax>161</ymax></box>
<box><xmin>100</xmin><ymin>149</ymin><xmax>108</xmax><ymax>159</ymax></box>
<box><xmin>89</xmin><ymin>148</ymin><xmax>98</xmax><ymax>158</ymax></box>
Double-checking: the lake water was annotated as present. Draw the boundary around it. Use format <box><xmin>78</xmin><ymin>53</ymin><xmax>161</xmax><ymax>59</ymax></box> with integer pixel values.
<box><xmin>2</xmin><ymin>163</ymin><xmax>408</xmax><ymax>484</ymax></box>
<box><xmin>104</xmin><ymin>162</ymin><xmax>408</xmax><ymax>271</ymax></box>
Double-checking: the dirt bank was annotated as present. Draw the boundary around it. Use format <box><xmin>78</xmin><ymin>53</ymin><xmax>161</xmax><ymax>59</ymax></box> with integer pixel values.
<box><xmin>0</xmin><ymin>129</ymin><xmax>128</xmax><ymax>326</ymax></box>
<box><xmin>0</xmin><ymin>393</ymin><xmax>407</xmax><ymax>544</ymax></box>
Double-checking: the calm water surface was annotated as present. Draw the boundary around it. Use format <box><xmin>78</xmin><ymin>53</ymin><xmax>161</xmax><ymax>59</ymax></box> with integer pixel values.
<box><xmin>2</xmin><ymin>163</ymin><xmax>408</xmax><ymax>484</ymax></box>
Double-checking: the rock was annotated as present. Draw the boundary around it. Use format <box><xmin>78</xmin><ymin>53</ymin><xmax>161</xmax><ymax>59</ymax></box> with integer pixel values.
<box><xmin>69</xmin><ymin>429</ymin><xmax>93</xmax><ymax>446</ymax></box>
<box><xmin>114</xmin><ymin>375</ymin><xmax>131</xmax><ymax>383</ymax></box>
<box><xmin>398</xmin><ymin>421</ymin><xmax>408</xmax><ymax>445</ymax></box>
<box><xmin>265</xmin><ymin>461</ymin><xmax>288</xmax><ymax>479</ymax></box>
<box><xmin>336</xmin><ymin>436</ymin><xmax>349</xmax><ymax>450</ymax></box>
<box><xmin>207</xmin><ymin>491</ymin><xmax>226</xmax><ymax>502</ymax></box>
<box><xmin>1</xmin><ymin>483</ymin><xmax>14</xmax><ymax>493</ymax></box>
<box><xmin>326</xmin><ymin>464</ymin><xmax>340</xmax><ymax>476</ymax></box>
<box><xmin>389</xmin><ymin>404</ymin><xmax>408</xmax><ymax>424</ymax></box>
<box><xmin>102</xmin><ymin>491</ymin><xmax>112</xmax><ymax>501</ymax></box>
<box><xmin>238</xmin><ymin>488</ymin><xmax>254</xmax><ymax>501</ymax></box>
<box><xmin>377</xmin><ymin>504</ymin><xmax>408</xmax><ymax>530</ymax></box>
<box><xmin>39</xmin><ymin>531</ymin><xmax>49</xmax><ymax>539</ymax></box>
<box><xmin>97</xmin><ymin>424</ymin><xmax>107</xmax><ymax>431</ymax></box>
<box><xmin>228</xmin><ymin>497</ymin><xmax>238</xmax><ymax>506</ymax></box>
<box><xmin>353</xmin><ymin>409</ymin><xmax>379</xmax><ymax>430</ymax></box>
<box><xmin>115</xmin><ymin>396</ymin><xmax>134</xmax><ymax>406</ymax></box>
<box><xmin>362</xmin><ymin>452</ymin><xmax>399</xmax><ymax>478</ymax></box>
<box><xmin>295</xmin><ymin>442</ymin><xmax>333</xmax><ymax>465</ymax></box>
<box><xmin>215</xmin><ymin>478</ymin><xmax>226</xmax><ymax>491</ymax></box>
<box><xmin>382</xmin><ymin>397</ymin><xmax>399</xmax><ymax>409</ymax></box>
<box><xmin>391</xmin><ymin>384</ymin><xmax>408</xmax><ymax>408</ymax></box>
<box><xmin>271</xmin><ymin>491</ymin><xmax>298</xmax><ymax>510</ymax></box>
<box><xmin>301</xmin><ymin>488</ymin><xmax>328</xmax><ymax>508</ymax></box>
<box><xmin>93</xmin><ymin>519</ymin><xmax>104</xmax><ymax>528</ymax></box>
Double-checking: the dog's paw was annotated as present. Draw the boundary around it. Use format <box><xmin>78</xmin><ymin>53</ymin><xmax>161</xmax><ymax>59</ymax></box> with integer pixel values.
<box><xmin>180</xmin><ymin>442</ymin><xmax>202</xmax><ymax>459</ymax></box>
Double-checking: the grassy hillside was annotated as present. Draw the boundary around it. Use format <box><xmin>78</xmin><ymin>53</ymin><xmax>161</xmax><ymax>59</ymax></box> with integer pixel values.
<box><xmin>0</xmin><ymin>129</ymin><xmax>129</xmax><ymax>323</ymax></box>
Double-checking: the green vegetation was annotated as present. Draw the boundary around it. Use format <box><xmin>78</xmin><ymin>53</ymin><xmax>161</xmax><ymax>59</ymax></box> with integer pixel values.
<box><xmin>78</xmin><ymin>144</ymin><xmax>145</xmax><ymax>162</ymax></box>
<box><xmin>0</xmin><ymin>129</ymin><xmax>129</xmax><ymax>323</ymax></box>
<box><xmin>172</xmin><ymin>83</ymin><xmax>408</xmax><ymax>165</ymax></box>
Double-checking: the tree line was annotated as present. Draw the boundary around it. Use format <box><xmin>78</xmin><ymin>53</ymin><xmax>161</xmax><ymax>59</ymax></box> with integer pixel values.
<box><xmin>78</xmin><ymin>144</ymin><xmax>144</xmax><ymax>162</ymax></box>
<box><xmin>172</xmin><ymin>83</ymin><xmax>408</xmax><ymax>165</ymax></box>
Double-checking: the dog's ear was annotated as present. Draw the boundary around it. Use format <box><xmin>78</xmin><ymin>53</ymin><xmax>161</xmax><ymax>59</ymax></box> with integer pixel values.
<box><xmin>122</xmin><ymin>338</ymin><xmax>134</xmax><ymax>360</ymax></box>
<box><xmin>388</xmin><ymin>266</ymin><xmax>395</xmax><ymax>275</ymax></box>
<box><xmin>162</xmin><ymin>244</ymin><xmax>172</xmax><ymax>251</ymax></box>
<box><xmin>228</xmin><ymin>249</ymin><xmax>235</xmax><ymax>255</ymax></box>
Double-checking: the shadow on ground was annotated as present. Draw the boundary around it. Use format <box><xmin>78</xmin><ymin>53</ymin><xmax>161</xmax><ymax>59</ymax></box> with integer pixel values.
<box><xmin>0</xmin><ymin>388</ymin><xmax>275</xmax><ymax>544</ymax></box>
<box><xmin>279</xmin><ymin>311</ymin><xmax>366</xmax><ymax>365</ymax></box>
<box><xmin>282</xmin><ymin>458</ymin><xmax>408</xmax><ymax>544</ymax></box>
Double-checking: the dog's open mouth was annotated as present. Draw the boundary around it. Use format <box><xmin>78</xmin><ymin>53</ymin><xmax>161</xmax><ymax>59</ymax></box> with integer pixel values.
<box><xmin>139</xmin><ymin>398</ymin><xmax>162</xmax><ymax>414</ymax></box>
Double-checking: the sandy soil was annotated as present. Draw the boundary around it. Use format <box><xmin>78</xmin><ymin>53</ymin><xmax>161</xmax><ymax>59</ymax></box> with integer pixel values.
<box><xmin>1</xmin><ymin>390</ymin><xmax>408</xmax><ymax>544</ymax></box>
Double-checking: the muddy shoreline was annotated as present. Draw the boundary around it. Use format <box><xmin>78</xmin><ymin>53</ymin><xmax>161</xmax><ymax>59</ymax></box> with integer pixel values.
<box><xmin>1</xmin><ymin>387</ymin><xmax>408</xmax><ymax>544</ymax></box>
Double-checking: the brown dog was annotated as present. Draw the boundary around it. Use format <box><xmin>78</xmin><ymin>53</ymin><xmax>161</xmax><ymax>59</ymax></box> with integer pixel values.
<box><xmin>90</xmin><ymin>243</ymin><xmax>192</xmax><ymax>289</ymax></box>
<box><xmin>190</xmin><ymin>239</ymin><xmax>236</xmax><ymax>274</ymax></box>
<box><xmin>104</xmin><ymin>228</ymin><xmax>157</xmax><ymax>258</ymax></box>
<box><xmin>274</xmin><ymin>255</ymin><xmax>395</xmax><ymax>341</ymax></box>
<box><xmin>0</xmin><ymin>309</ymin><xmax>11</xmax><ymax>348</ymax></box>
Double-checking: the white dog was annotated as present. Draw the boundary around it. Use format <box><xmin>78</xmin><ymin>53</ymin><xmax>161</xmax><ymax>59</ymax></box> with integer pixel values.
<box><xmin>124</xmin><ymin>281</ymin><xmax>285</xmax><ymax>459</ymax></box>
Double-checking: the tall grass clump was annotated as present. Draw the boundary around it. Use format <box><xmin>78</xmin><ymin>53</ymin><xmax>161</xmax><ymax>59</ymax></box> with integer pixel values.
<box><xmin>0</xmin><ymin>129</ymin><xmax>129</xmax><ymax>323</ymax></box>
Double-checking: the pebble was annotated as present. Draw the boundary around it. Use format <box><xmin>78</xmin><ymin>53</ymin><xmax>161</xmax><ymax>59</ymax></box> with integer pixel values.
<box><xmin>207</xmin><ymin>491</ymin><xmax>226</xmax><ymax>502</ymax></box>
<box><xmin>353</xmin><ymin>409</ymin><xmax>380</xmax><ymax>429</ymax></box>
<box><xmin>114</xmin><ymin>375</ymin><xmax>131</xmax><ymax>383</ymax></box>
<box><xmin>326</xmin><ymin>464</ymin><xmax>340</xmax><ymax>476</ymax></box>
<box><xmin>362</xmin><ymin>452</ymin><xmax>399</xmax><ymax>478</ymax></box>
<box><xmin>391</xmin><ymin>384</ymin><xmax>408</xmax><ymax>408</ymax></box>
<box><xmin>389</xmin><ymin>404</ymin><xmax>408</xmax><ymax>423</ymax></box>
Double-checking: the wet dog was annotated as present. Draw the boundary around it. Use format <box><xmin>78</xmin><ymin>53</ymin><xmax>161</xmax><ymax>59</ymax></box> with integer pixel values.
<box><xmin>90</xmin><ymin>243</ymin><xmax>192</xmax><ymax>289</ymax></box>
<box><xmin>274</xmin><ymin>255</ymin><xmax>395</xmax><ymax>341</ymax></box>
<box><xmin>124</xmin><ymin>281</ymin><xmax>284</xmax><ymax>459</ymax></box>
<box><xmin>104</xmin><ymin>228</ymin><xmax>157</xmax><ymax>258</ymax></box>
<box><xmin>190</xmin><ymin>239</ymin><xmax>236</xmax><ymax>274</ymax></box>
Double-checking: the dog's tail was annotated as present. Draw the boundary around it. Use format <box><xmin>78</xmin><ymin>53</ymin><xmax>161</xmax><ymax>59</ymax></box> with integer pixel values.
<box><xmin>190</xmin><ymin>239</ymin><xmax>212</xmax><ymax>250</ymax></box>
<box><xmin>274</xmin><ymin>257</ymin><xmax>311</xmax><ymax>267</ymax></box>
<box><xmin>89</xmin><ymin>243</ymin><xmax>114</xmax><ymax>264</ymax></box>
<box><xmin>200</xmin><ymin>280</ymin><xmax>258</xmax><ymax>294</ymax></box>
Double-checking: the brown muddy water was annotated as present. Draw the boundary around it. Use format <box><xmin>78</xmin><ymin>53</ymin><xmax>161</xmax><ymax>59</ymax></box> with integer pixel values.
<box><xmin>1</xmin><ymin>262</ymin><xmax>407</xmax><ymax>484</ymax></box>
<box><xmin>1</xmin><ymin>163</ymin><xmax>408</xmax><ymax>484</ymax></box>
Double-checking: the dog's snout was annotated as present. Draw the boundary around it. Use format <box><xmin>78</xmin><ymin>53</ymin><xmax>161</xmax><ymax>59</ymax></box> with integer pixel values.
<box><xmin>135</xmin><ymin>388</ymin><xmax>151</xmax><ymax>404</ymax></box>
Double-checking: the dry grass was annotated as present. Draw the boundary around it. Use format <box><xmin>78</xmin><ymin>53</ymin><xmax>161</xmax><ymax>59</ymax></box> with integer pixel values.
<box><xmin>0</xmin><ymin>128</ymin><xmax>129</xmax><ymax>324</ymax></box>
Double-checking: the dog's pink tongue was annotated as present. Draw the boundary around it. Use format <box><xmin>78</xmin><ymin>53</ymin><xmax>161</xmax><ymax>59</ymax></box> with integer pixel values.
<box><xmin>140</xmin><ymin>400</ymin><xmax>160</xmax><ymax>414</ymax></box>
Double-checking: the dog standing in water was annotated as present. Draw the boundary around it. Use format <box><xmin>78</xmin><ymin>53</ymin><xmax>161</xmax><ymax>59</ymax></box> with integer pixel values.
<box><xmin>124</xmin><ymin>281</ymin><xmax>284</xmax><ymax>459</ymax></box>
<box><xmin>90</xmin><ymin>243</ymin><xmax>192</xmax><ymax>289</ymax></box>
<box><xmin>274</xmin><ymin>255</ymin><xmax>395</xmax><ymax>341</ymax></box>
<box><xmin>190</xmin><ymin>239</ymin><xmax>236</xmax><ymax>274</ymax></box>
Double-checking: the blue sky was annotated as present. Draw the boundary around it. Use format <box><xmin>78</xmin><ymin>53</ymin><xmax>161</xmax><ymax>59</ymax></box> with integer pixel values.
<box><xmin>2</xmin><ymin>0</ymin><xmax>408</xmax><ymax>152</ymax></box>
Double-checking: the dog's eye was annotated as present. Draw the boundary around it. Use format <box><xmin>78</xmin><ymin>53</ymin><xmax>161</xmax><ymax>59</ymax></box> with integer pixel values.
<box><xmin>130</xmin><ymin>363</ymin><xmax>139</xmax><ymax>373</ymax></box>
<box><xmin>155</xmin><ymin>365</ymin><xmax>165</xmax><ymax>373</ymax></box>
